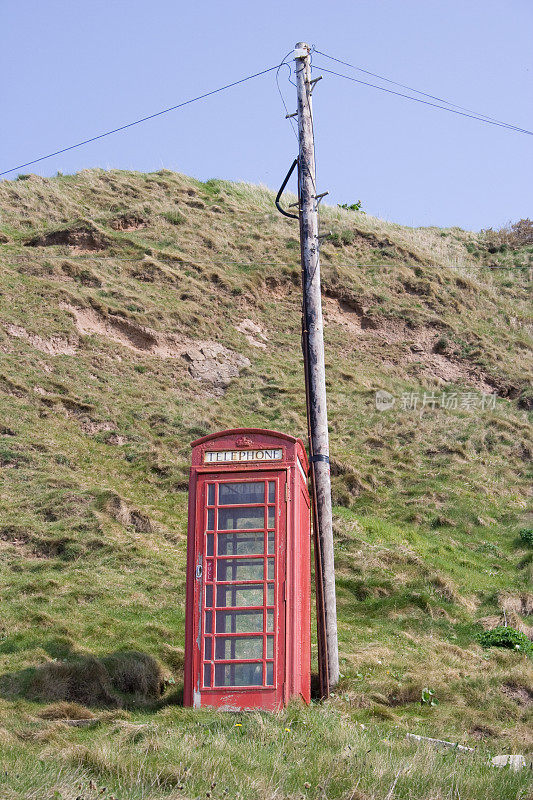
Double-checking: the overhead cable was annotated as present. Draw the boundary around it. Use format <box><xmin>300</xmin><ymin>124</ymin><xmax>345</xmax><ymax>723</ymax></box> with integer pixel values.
<box><xmin>0</xmin><ymin>63</ymin><xmax>283</xmax><ymax>177</ymax></box>
<box><xmin>313</xmin><ymin>48</ymin><xmax>523</xmax><ymax>127</ymax></box>
<box><xmin>312</xmin><ymin>63</ymin><xmax>533</xmax><ymax>136</ymax></box>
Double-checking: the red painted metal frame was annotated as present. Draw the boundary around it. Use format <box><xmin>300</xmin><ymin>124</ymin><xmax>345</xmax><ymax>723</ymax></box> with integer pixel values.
<box><xmin>184</xmin><ymin>429</ymin><xmax>310</xmax><ymax>711</ymax></box>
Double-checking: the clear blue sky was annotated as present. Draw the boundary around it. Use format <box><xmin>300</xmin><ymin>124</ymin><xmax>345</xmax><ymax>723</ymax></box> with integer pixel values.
<box><xmin>1</xmin><ymin>0</ymin><xmax>531</xmax><ymax>230</ymax></box>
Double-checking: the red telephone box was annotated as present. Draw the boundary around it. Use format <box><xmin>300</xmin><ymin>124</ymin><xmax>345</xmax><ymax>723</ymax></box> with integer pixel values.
<box><xmin>184</xmin><ymin>428</ymin><xmax>310</xmax><ymax>711</ymax></box>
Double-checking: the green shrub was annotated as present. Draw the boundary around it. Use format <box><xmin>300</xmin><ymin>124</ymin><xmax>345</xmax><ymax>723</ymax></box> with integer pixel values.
<box><xmin>338</xmin><ymin>201</ymin><xmax>364</xmax><ymax>212</ymax></box>
<box><xmin>519</xmin><ymin>527</ymin><xmax>533</xmax><ymax>546</ymax></box>
<box><xmin>478</xmin><ymin>626</ymin><xmax>533</xmax><ymax>656</ymax></box>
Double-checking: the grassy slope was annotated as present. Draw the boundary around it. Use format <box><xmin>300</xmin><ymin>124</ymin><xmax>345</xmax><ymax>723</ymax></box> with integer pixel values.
<box><xmin>0</xmin><ymin>169</ymin><xmax>532</xmax><ymax>800</ymax></box>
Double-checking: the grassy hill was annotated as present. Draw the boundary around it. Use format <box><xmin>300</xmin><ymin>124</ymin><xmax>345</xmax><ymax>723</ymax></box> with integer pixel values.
<box><xmin>0</xmin><ymin>168</ymin><xmax>531</xmax><ymax>800</ymax></box>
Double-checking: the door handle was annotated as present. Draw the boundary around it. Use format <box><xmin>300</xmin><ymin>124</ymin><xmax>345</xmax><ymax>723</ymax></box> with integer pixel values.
<box><xmin>195</xmin><ymin>563</ymin><xmax>203</xmax><ymax>579</ymax></box>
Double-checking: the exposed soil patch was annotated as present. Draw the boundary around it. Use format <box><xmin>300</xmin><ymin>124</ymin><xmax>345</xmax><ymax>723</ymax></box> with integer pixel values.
<box><xmin>4</xmin><ymin>323</ymin><xmax>77</xmax><ymax>356</ymax></box>
<box><xmin>324</xmin><ymin>296</ymin><xmax>496</xmax><ymax>392</ymax></box>
<box><xmin>235</xmin><ymin>318</ymin><xmax>268</xmax><ymax>349</ymax></box>
<box><xmin>469</xmin><ymin>725</ymin><xmax>496</xmax><ymax>740</ymax></box>
<box><xmin>502</xmin><ymin>684</ymin><xmax>533</xmax><ymax>706</ymax></box>
<box><xmin>25</xmin><ymin>225</ymin><xmax>109</xmax><ymax>252</ymax></box>
<box><xmin>61</xmin><ymin>303</ymin><xmax>180</xmax><ymax>356</ymax></box>
<box><xmin>0</xmin><ymin>526</ymin><xmax>47</xmax><ymax>559</ymax></box>
<box><xmin>61</xmin><ymin>304</ymin><xmax>250</xmax><ymax>393</ymax></box>
<box><xmin>105</xmin><ymin>493</ymin><xmax>154</xmax><ymax>534</ymax></box>
<box><xmin>108</xmin><ymin>213</ymin><xmax>146</xmax><ymax>231</ymax></box>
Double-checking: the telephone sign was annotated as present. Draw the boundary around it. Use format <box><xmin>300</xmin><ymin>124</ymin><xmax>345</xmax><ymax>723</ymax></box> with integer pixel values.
<box><xmin>184</xmin><ymin>429</ymin><xmax>311</xmax><ymax>711</ymax></box>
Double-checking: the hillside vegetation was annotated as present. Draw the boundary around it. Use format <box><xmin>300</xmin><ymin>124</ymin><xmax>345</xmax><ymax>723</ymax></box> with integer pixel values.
<box><xmin>0</xmin><ymin>169</ymin><xmax>532</xmax><ymax>800</ymax></box>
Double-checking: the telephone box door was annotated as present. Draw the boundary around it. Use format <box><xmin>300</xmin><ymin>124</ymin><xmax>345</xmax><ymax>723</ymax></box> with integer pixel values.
<box><xmin>192</xmin><ymin>471</ymin><xmax>286</xmax><ymax>709</ymax></box>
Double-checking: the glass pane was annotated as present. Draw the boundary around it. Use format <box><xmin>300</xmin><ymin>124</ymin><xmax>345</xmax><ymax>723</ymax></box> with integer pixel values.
<box><xmin>207</xmin><ymin>508</ymin><xmax>214</xmax><ymax>530</ymax></box>
<box><xmin>204</xmin><ymin>663</ymin><xmax>211</xmax><ymax>686</ymax></box>
<box><xmin>267</xmin><ymin>636</ymin><xmax>273</xmax><ymax>658</ymax></box>
<box><xmin>268</xmin><ymin>507</ymin><xmax>275</xmax><ymax>528</ymax></box>
<box><xmin>215</xmin><ymin>636</ymin><xmax>263</xmax><ymax>660</ymax></box>
<box><xmin>217</xmin><ymin>558</ymin><xmax>264</xmax><ymax>582</ymax></box>
<box><xmin>267</xmin><ymin>610</ymin><xmax>274</xmax><ymax>631</ymax></box>
<box><xmin>215</xmin><ymin>662</ymin><xmax>263</xmax><ymax>687</ymax></box>
<box><xmin>207</xmin><ymin>484</ymin><xmax>215</xmax><ymax>505</ymax></box>
<box><xmin>204</xmin><ymin>638</ymin><xmax>212</xmax><ymax>659</ymax></box>
<box><xmin>266</xmin><ymin>662</ymin><xmax>274</xmax><ymax>685</ymax></box>
<box><xmin>268</xmin><ymin>531</ymin><xmax>275</xmax><ymax>554</ymax></box>
<box><xmin>205</xmin><ymin>585</ymin><xmax>213</xmax><ymax>607</ymax></box>
<box><xmin>218</xmin><ymin>531</ymin><xmax>265</xmax><ymax>556</ymax></box>
<box><xmin>205</xmin><ymin>610</ymin><xmax>212</xmax><ymax>634</ymax></box>
<box><xmin>267</xmin><ymin>559</ymin><xmax>274</xmax><ymax>580</ymax></box>
<box><xmin>217</xmin><ymin>584</ymin><xmax>263</xmax><ymax>608</ymax></box>
<box><xmin>216</xmin><ymin>610</ymin><xmax>263</xmax><ymax>633</ymax></box>
<box><xmin>219</xmin><ymin>482</ymin><xmax>264</xmax><ymax>505</ymax></box>
<box><xmin>268</xmin><ymin>481</ymin><xmax>275</xmax><ymax>503</ymax></box>
<box><xmin>267</xmin><ymin>584</ymin><xmax>274</xmax><ymax>605</ymax></box>
<box><xmin>206</xmin><ymin>533</ymin><xmax>214</xmax><ymax>556</ymax></box>
<box><xmin>218</xmin><ymin>507</ymin><xmax>265</xmax><ymax>530</ymax></box>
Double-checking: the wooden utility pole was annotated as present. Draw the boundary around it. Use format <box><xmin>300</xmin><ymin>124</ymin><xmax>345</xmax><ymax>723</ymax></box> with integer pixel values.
<box><xmin>295</xmin><ymin>42</ymin><xmax>339</xmax><ymax>690</ymax></box>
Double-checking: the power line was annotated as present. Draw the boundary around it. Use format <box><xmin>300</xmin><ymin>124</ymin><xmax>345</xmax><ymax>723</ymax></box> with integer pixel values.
<box><xmin>313</xmin><ymin>48</ymin><xmax>520</xmax><ymax>127</ymax></box>
<box><xmin>0</xmin><ymin>63</ymin><xmax>283</xmax><ymax>178</ymax></box>
<box><xmin>312</xmin><ymin>63</ymin><xmax>533</xmax><ymax>136</ymax></box>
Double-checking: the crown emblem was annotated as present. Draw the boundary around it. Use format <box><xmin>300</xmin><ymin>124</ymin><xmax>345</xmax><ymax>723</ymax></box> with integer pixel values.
<box><xmin>235</xmin><ymin>436</ymin><xmax>253</xmax><ymax>448</ymax></box>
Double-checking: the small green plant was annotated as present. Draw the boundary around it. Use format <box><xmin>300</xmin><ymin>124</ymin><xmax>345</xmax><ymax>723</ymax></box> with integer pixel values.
<box><xmin>329</xmin><ymin>230</ymin><xmax>355</xmax><ymax>248</ymax></box>
<box><xmin>162</xmin><ymin>210</ymin><xmax>185</xmax><ymax>226</ymax></box>
<box><xmin>519</xmin><ymin>527</ymin><xmax>533</xmax><ymax>546</ymax></box>
<box><xmin>421</xmin><ymin>687</ymin><xmax>439</xmax><ymax>706</ymax></box>
<box><xmin>338</xmin><ymin>201</ymin><xmax>364</xmax><ymax>212</ymax></box>
<box><xmin>478</xmin><ymin>626</ymin><xmax>533</xmax><ymax>656</ymax></box>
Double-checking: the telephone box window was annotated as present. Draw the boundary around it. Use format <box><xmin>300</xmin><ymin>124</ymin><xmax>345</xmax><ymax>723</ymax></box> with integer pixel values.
<box><xmin>216</xmin><ymin>609</ymin><xmax>263</xmax><ymax>633</ymax></box>
<box><xmin>204</xmin><ymin>638</ymin><xmax>212</xmax><ymax>660</ymax></box>
<box><xmin>206</xmin><ymin>534</ymin><xmax>214</xmax><ymax>556</ymax></box>
<box><xmin>267</xmin><ymin>507</ymin><xmax>275</xmax><ymax>528</ymax></box>
<box><xmin>266</xmin><ymin>662</ymin><xmax>274</xmax><ymax>685</ymax></box>
<box><xmin>219</xmin><ymin>482</ymin><xmax>265</xmax><ymax>505</ymax></box>
<box><xmin>218</xmin><ymin>506</ymin><xmax>265</xmax><ymax>530</ymax></box>
<box><xmin>205</xmin><ymin>585</ymin><xmax>213</xmax><ymax>607</ymax></box>
<box><xmin>217</xmin><ymin>558</ymin><xmax>264</xmax><ymax>582</ymax></box>
<box><xmin>207</xmin><ymin>484</ymin><xmax>215</xmax><ymax>505</ymax></box>
<box><xmin>216</xmin><ymin>584</ymin><xmax>264</xmax><ymax>607</ymax></box>
<box><xmin>207</xmin><ymin>509</ymin><xmax>215</xmax><ymax>530</ymax></box>
<box><xmin>204</xmin><ymin>664</ymin><xmax>212</xmax><ymax>685</ymax></box>
<box><xmin>204</xmin><ymin>611</ymin><xmax>212</xmax><ymax>634</ymax></box>
<box><xmin>215</xmin><ymin>636</ymin><xmax>263</xmax><ymax>660</ymax></box>
<box><xmin>218</xmin><ymin>531</ymin><xmax>264</xmax><ymax>555</ymax></box>
<box><xmin>215</xmin><ymin>662</ymin><xmax>263</xmax><ymax>687</ymax></box>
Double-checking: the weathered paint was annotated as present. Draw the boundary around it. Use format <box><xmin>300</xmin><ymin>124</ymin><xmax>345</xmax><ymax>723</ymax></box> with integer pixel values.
<box><xmin>183</xmin><ymin>428</ymin><xmax>311</xmax><ymax>711</ymax></box>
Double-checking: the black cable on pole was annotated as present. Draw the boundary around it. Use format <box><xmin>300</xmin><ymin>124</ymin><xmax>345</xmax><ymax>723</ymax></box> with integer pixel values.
<box><xmin>312</xmin><ymin>64</ymin><xmax>533</xmax><ymax>136</ymax></box>
<box><xmin>0</xmin><ymin>63</ymin><xmax>283</xmax><ymax>177</ymax></box>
